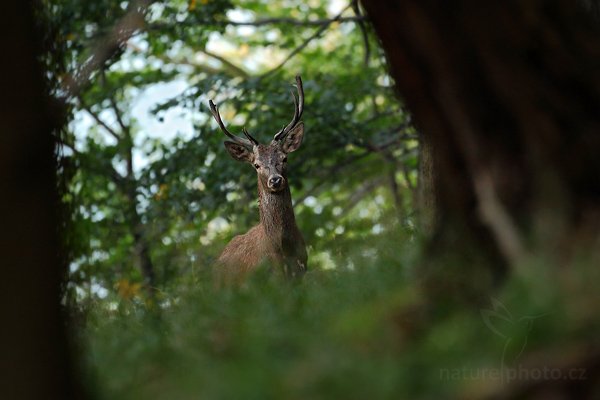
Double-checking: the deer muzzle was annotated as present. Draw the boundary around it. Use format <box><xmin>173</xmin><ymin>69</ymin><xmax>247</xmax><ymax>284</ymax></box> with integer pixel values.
<box><xmin>267</xmin><ymin>174</ymin><xmax>285</xmax><ymax>192</ymax></box>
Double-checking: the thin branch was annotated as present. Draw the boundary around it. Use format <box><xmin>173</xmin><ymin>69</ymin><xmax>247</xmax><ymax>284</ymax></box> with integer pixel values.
<box><xmin>474</xmin><ymin>170</ymin><xmax>526</xmax><ymax>266</ymax></box>
<box><xmin>151</xmin><ymin>54</ymin><xmax>225</xmax><ymax>76</ymax></box>
<box><xmin>352</xmin><ymin>127</ymin><xmax>416</xmax><ymax>153</ymax></box>
<box><xmin>351</xmin><ymin>0</ymin><xmax>371</xmax><ymax>66</ymax></box>
<box><xmin>200</xmin><ymin>49</ymin><xmax>249</xmax><ymax>78</ymax></box>
<box><xmin>110</xmin><ymin>96</ymin><xmax>129</xmax><ymax>135</ymax></box>
<box><xmin>109</xmin><ymin>95</ymin><xmax>134</xmax><ymax>184</ymax></box>
<box><xmin>364</xmin><ymin>110</ymin><xmax>394</xmax><ymax>124</ymax></box>
<box><xmin>294</xmin><ymin>151</ymin><xmax>372</xmax><ymax>206</ymax></box>
<box><xmin>337</xmin><ymin>177</ymin><xmax>386</xmax><ymax>219</ymax></box>
<box><xmin>223</xmin><ymin>15</ymin><xmax>365</xmax><ymax>27</ymax></box>
<box><xmin>59</xmin><ymin>140</ymin><xmax>127</xmax><ymax>185</ymax></box>
<box><xmin>352</xmin><ymin>126</ymin><xmax>419</xmax><ymax>208</ymax></box>
<box><xmin>124</xmin><ymin>131</ymin><xmax>135</xmax><ymax>181</ymax></box>
<box><xmin>97</xmin><ymin>70</ymin><xmax>136</xmax><ymax>182</ymax></box>
<box><xmin>58</xmin><ymin>140</ymin><xmax>80</xmax><ymax>156</ymax></box>
<box><xmin>128</xmin><ymin>41</ymin><xmax>247</xmax><ymax>78</ymax></box>
<box><xmin>400</xmin><ymin>160</ymin><xmax>416</xmax><ymax>192</ymax></box>
<box><xmin>147</xmin><ymin>16</ymin><xmax>365</xmax><ymax>31</ymax></box>
<box><xmin>77</xmin><ymin>96</ymin><xmax>121</xmax><ymax>142</ymax></box>
<box><xmin>99</xmin><ymin>69</ymin><xmax>130</xmax><ymax>135</ymax></box>
<box><xmin>260</xmin><ymin>4</ymin><xmax>354</xmax><ymax>79</ymax></box>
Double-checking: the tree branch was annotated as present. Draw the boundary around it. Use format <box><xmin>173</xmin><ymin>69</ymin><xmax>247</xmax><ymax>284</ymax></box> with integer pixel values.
<box><xmin>260</xmin><ymin>4</ymin><xmax>354</xmax><ymax>79</ymax></box>
<box><xmin>77</xmin><ymin>96</ymin><xmax>122</xmax><ymax>142</ymax></box>
<box><xmin>351</xmin><ymin>0</ymin><xmax>371</xmax><ymax>66</ymax></box>
<box><xmin>352</xmin><ymin>126</ymin><xmax>416</xmax><ymax>153</ymax></box>
<box><xmin>400</xmin><ymin>158</ymin><xmax>416</xmax><ymax>190</ymax></box>
<box><xmin>61</xmin><ymin>0</ymin><xmax>157</xmax><ymax>99</ymax></box>
<box><xmin>110</xmin><ymin>96</ymin><xmax>129</xmax><ymax>135</ymax></box>
<box><xmin>128</xmin><ymin>40</ymin><xmax>248</xmax><ymax>78</ymax></box>
<box><xmin>200</xmin><ymin>49</ymin><xmax>249</xmax><ymax>78</ymax></box>
<box><xmin>59</xmin><ymin>140</ymin><xmax>127</xmax><ymax>186</ymax></box>
<box><xmin>147</xmin><ymin>16</ymin><xmax>365</xmax><ymax>31</ymax></box>
<box><xmin>222</xmin><ymin>15</ymin><xmax>365</xmax><ymax>27</ymax></box>
<box><xmin>294</xmin><ymin>151</ymin><xmax>372</xmax><ymax>206</ymax></box>
<box><xmin>99</xmin><ymin>69</ymin><xmax>130</xmax><ymax>135</ymax></box>
<box><xmin>58</xmin><ymin>140</ymin><xmax>80</xmax><ymax>156</ymax></box>
<box><xmin>336</xmin><ymin>176</ymin><xmax>386</xmax><ymax>220</ymax></box>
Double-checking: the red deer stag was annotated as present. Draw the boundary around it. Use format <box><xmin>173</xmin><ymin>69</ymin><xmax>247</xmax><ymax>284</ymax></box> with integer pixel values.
<box><xmin>209</xmin><ymin>75</ymin><xmax>307</xmax><ymax>284</ymax></box>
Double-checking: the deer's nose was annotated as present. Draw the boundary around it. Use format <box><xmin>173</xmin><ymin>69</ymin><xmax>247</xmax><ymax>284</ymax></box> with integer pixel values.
<box><xmin>268</xmin><ymin>175</ymin><xmax>284</xmax><ymax>189</ymax></box>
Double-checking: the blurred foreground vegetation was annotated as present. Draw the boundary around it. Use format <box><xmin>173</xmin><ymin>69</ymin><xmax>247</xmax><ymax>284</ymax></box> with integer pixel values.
<box><xmin>80</xmin><ymin>238</ymin><xmax>600</xmax><ymax>399</ymax></box>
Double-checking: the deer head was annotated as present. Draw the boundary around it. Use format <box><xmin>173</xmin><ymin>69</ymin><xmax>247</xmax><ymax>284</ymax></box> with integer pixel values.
<box><xmin>208</xmin><ymin>75</ymin><xmax>305</xmax><ymax>194</ymax></box>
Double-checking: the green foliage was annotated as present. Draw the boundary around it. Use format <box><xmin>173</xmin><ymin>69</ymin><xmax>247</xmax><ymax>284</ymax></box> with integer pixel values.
<box><xmin>79</xmin><ymin>241</ymin><xmax>600</xmax><ymax>399</ymax></box>
<box><xmin>44</xmin><ymin>0</ymin><xmax>415</xmax><ymax>300</ymax></box>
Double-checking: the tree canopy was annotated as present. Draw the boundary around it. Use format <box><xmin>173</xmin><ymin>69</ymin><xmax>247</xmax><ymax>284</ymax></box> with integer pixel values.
<box><xmin>46</xmin><ymin>0</ymin><xmax>417</xmax><ymax>302</ymax></box>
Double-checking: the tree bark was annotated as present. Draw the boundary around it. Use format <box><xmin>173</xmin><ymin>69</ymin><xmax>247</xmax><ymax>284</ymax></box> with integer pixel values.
<box><xmin>417</xmin><ymin>132</ymin><xmax>436</xmax><ymax>235</ymax></box>
<box><xmin>363</xmin><ymin>1</ymin><xmax>600</xmax><ymax>282</ymax></box>
<box><xmin>124</xmin><ymin>131</ymin><xmax>156</xmax><ymax>292</ymax></box>
<box><xmin>0</xmin><ymin>2</ymin><xmax>82</xmax><ymax>399</ymax></box>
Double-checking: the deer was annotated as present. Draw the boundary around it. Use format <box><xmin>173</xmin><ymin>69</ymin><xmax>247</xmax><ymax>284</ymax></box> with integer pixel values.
<box><xmin>208</xmin><ymin>75</ymin><xmax>307</xmax><ymax>285</ymax></box>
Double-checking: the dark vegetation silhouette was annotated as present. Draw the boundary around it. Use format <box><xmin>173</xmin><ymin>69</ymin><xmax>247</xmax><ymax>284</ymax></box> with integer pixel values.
<box><xmin>0</xmin><ymin>2</ymin><xmax>80</xmax><ymax>399</ymax></box>
<box><xmin>364</xmin><ymin>0</ymin><xmax>600</xmax><ymax>396</ymax></box>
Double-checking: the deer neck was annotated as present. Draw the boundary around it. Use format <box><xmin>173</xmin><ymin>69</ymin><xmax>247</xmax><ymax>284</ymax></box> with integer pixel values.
<box><xmin>258</xmin><ymin>182</ymin><xmax>298</xmax><ymax>246</ymax></box>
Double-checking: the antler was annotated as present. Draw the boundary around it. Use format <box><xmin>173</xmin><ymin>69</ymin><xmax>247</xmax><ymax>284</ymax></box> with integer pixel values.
<box><xmin>242</xmin><ymin>127</ymin><xmax>259</xmax><ymax>146</ymax></box>
<box><xmin>208</xmin><ymin>100</ymin><xmax>258</xmax><ymax>148</ymax></box>
<box><xmin>273</xmin><ymin>75</ymin><xmax>304</xmax><ymax>142</ymax></box>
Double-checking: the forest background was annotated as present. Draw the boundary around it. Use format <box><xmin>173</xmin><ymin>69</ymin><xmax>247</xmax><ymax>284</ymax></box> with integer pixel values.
<box><xmin>2</xmin><ymin>0</ymin><xmax>599</xmax><ymax>399</ymax></box>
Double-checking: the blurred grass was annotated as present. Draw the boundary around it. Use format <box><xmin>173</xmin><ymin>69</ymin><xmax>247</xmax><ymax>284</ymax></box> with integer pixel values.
<box><xmin>78</xmin><ymin>240</ymin><xmax>600</xmax><ymax>400</ymax></box>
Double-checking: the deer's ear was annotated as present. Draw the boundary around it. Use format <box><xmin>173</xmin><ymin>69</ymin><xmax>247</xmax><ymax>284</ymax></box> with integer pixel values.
<box><xmin>282</xmin><ymin>122</ymin><xmax>304</xmax><ymax>153</ymax></box>
<box><xmin>224</xmin><ymin>141</ymin><xmax>253</xmax><ymax>162</ymax></box>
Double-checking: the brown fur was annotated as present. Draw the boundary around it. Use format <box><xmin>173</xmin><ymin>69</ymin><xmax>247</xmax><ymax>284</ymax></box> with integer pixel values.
<box><xmin>214</xmin><ymin>132</ymin><xmax>307</xmax><ymax>285</ymax></box>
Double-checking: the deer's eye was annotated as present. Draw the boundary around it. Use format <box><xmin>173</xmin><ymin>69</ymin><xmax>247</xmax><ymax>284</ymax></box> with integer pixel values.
<box><xmin>254</xmin><ymin>163</ymin><xmax>260</xmax><ymax>169</ymax></box>
<box><xmin>282</xmin><ymin>156</ymin><xmax>288</xmax><ymax>163</ymax></box>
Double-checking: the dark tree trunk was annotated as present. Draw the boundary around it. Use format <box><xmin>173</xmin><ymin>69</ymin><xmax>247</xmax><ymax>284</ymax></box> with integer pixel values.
<box><xmin>127</xmin><ymin>189</ymin><xmax>156</xmax><ymax>292</ymax></box>
<box><xmin>133</xmin><ymin>218</ymin><xmax>157</xmax><ymax>292</ymax></box>
<box><xmin>125</xmin><ymin>137</ymin><xmax>156</xmax><ymax>293</ymax></box>
<box><xmin>363</xmin><ymin>1</ymin><xmax>600</xmax><ymax>284</ymax></box>
<box><xmin>363</xmin><ymin>1</ymin><xmax>600</xmax><ymax>395</ymax></box>
<box><xmin>417</xmin><ymin>132</ymin><xmax>436</xmax><ymax>235</ymax></box>
<box><xmin>0</xmin><ymin>2</ymin><xmax>81</xmax><ymax>399</ymax></box>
